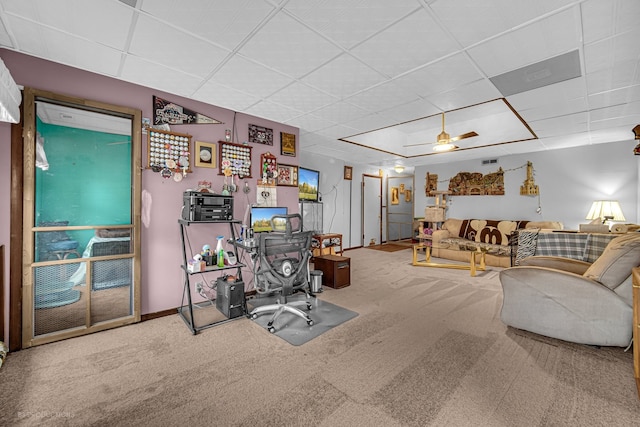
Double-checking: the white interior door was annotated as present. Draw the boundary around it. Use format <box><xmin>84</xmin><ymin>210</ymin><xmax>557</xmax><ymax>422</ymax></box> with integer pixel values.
<box><xmin>362</xmin><ymin>174</ymin><xmax>382</xmax><ymax>246</ymax></box>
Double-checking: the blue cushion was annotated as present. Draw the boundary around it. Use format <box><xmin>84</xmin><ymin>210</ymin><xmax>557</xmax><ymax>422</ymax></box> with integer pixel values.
<box><xmin>48</xmin><ymin>240</ymin><xmax>78</xmax><ymax>251</ymax></box>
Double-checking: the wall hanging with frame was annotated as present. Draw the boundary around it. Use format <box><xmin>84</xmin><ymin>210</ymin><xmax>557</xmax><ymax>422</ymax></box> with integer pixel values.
<box><xmin>195</xmin><ymin>141</ymin><xmax>216</xmax><ymax>168</ymax></box>
<box><xmin>280</xmin><ymin>132</ymin><xmax>296</xmax><ymax>156</ymax></box>
<box><xmin>344</xmin><ymin>165</ymin><xmax>353</xmax><ymax>180</ymax></box>
<box><xmin>277</xmin><ymin>164</ymin><xmax>298</xmax><ymax>187</ymax></box>
<box><xmin>259</xmin><ymin>152</ymin><xmax>278</xmax><ymax>185</ymax></box>
<box><xmin>248</xmin><ymin>123</ymin><xmax>273</xmax><ymax>145</ymax></box>
<box><xmin>218</xmin><ymin>141</ymin><xmax>252</xmax><ymax>178</ymax></box>
<box><xmin>147</xmin><ymin>128</ymin><xmax>192</xmax><ymax>174</ymax></box>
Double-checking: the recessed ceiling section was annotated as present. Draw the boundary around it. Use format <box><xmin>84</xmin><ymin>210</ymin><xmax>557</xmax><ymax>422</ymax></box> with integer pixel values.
<box><xmin>340</xmin><ymin>99</ymin><xmax>536</xmax><ymax>158</ymax></box>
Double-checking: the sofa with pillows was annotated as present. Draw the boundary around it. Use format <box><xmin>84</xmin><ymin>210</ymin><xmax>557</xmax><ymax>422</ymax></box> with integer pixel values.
<box><xmin>430</xmin><ymin>218</ymin><xmax>563</xmax><ymax>268</ymax></box>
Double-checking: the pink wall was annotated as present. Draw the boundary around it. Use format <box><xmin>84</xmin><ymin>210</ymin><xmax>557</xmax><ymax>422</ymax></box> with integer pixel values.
<box><xmin>0</xmin><ymin>49</ymin><xmax>300</xmax><ymax>327</ymax></box>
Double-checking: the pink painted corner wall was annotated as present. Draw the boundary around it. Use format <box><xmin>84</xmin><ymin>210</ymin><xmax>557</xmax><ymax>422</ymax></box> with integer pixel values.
<box><xmin>0</xmin><ymin>49</ymin><xmax>300</xmax><ymax>318</ymax></box>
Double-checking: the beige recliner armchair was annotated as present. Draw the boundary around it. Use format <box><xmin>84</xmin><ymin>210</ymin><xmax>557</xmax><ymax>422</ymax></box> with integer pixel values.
<box><xmin>500</xmin><ymin>233</ymin><xmax>640</xmax><ymax>347</ymax></box>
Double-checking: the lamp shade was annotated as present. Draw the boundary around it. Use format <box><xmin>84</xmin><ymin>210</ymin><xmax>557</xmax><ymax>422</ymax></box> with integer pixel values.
<box><xmin>586</xmin><ymin>200</ymin><xmax>626</xmax><ymax>222</ymax></box>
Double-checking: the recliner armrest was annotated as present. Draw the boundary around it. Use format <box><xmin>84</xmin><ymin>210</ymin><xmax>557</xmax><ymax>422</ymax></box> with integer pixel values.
<box><xmin>518</xmin><ymin>255</ymin><xmax>591</xmax><ymax>275</ymax></box>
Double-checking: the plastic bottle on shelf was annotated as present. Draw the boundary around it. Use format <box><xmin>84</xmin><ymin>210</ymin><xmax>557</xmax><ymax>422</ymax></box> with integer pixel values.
<box><xmin>216</xmin><ymin>236</ymin><xmax>224</xmax><ymax>267</ymax></box>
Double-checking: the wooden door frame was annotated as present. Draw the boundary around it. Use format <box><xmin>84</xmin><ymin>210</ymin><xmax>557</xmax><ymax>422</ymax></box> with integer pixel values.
<box><xmin>8</xmin><ymin>107</ymin><xmax>24</xmax><ymax>351</ymax></box>
<box><xmin>361</xmin><ymin>173</ymin><xmax>382</xmax><ymax>247</ymax></box>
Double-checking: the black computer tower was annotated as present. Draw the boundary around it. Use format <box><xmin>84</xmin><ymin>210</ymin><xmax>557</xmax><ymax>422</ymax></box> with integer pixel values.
<box><xmin>216</xmin><ymin>277</ymin><xmax>245</xmax><ymax>319</ymax></box>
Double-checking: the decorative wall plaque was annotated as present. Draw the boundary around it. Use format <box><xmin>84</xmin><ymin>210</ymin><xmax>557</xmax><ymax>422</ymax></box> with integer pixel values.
<box><xmin>280</xmin><ymin>132</ymin><xmax>296</xmax><ymax>156</ymax></box>
<box><xmin>248</xmin><ymin>124</ymin><xmax>273</xmax><ymax>145</ymax></box>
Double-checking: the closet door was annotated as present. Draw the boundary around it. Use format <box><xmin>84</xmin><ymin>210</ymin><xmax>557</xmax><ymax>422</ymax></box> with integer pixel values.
<box><xmin>22</xmin><ymin>88</ymin><xmax>141</xmax><ymax>347</ymax></box>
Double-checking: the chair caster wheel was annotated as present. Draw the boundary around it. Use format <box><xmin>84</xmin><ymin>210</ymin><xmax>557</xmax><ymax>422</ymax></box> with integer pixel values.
<box><xmin>306</xmin><ymin>303</ymin><xmax>312</xmax><ymax>310</ymax></box>
<box><xmin>307</xmin><ymin>319</ymin><xmax>314</xmax><ymax>326</ymax></box>
<box><xmin>268</xmin><ymin>327</ymin><xmax>276</xmax><ymax>334</ymax></box>
<box><xmin>251</xmin><ymin>313</ymin><xmax>258</xmax><ymax>320</ymax></box>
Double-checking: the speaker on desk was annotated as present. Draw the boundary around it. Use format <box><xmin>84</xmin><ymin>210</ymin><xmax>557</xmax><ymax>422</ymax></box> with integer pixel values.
<box><xmin>216</xmin><ymin>276</ymin><xmax>245</xmax><ymax>319</ymax></box>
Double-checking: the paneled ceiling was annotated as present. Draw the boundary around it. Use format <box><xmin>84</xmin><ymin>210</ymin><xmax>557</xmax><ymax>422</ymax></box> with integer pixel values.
<box><xmin>1</xmin><ymin>0</ymin><xmax>639</xmax><ymax>171</ymax></box>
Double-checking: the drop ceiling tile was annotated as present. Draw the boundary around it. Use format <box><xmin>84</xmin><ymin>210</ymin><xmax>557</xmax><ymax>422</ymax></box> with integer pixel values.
<box><xmin>129</xmin><ymin>14</ymin><xmax>229</xmax><ymax>78</ymax></box>
<box><xmin>269</xmin><ymin>82</ymin><xmax>338</xmax><ymax>113</ymax></box>
<box><xmin>380</xmin><ymin>99</ymin><xmax>441</xmax><ymax>123</ymax></box>
<box><xmin>581</xmin><ymin>0</ymin><xmax>640</xmax><ymax>44</ymax></box>
<box><xmin>120</xmin><ymin>55</ymin><xmax>203</xmax><ymax>97</ymax></box>
<box><xmin>312</xmin><ymin>101</ymin><xmax>371</xmax><ymax>124</ymax></box>
<box><xmin>350</xmin><ymin>8</ymin><xmax>459</xmax><ymax>78</ymax></box>
<box><xmin>141</xmin><ymin>0</ymin><xmax>274</xmax><ymax>50</ymax></box>
<box><xmin>284</xmin><ymin>0</ymin><xmax>419</xmax><ymax>49</ymax></box>
<box><xmin>529</xmin><ymin>112</ymin><xmax>589</xmax><ymax>137</ymax></box>
<box><xmin>346</xmin><ymin>80</ymin><xmax>420</xmax><ymax>113</ymax></box>
<box><xmin>301</xmin><ymin>53</ymin><xmax>387</xmax><ymax>98</ymax></box>
<box><xmin>4</xmin><ymin>15</ymin><xmax>122</xmax><ymax>76</ymax></box>
<box><xmin>2</xmin><ymin>0</ymin><xmax>134</xmax><ymax>50</ymax></box>
<box><xmin>432</xmin><ymin>0</ymin><xmax>578</xmax><ymax>48</ymax></box>
<box><xmin>238</xmin><ymin>11</ymin><xmax>342</xmax><ymax>78</ymax></box>
<box><xmin>343</xmin><ymin>113</ymin><xmax>409</xmax><ymax>134</ymax></box>
<box><xmin>243</xmin><ymin>100</ymin><xmax>304</xmax><ymax>124</ymax></box>
<box><xmin>588</xmin><ymin>85</ymin><xmax>640</xmax><ymax>109</ymax></box>
<box><xmin>211</xmin><ymin>55</ymin><xmax>294</xmax><ymax>98</ymax></box>
<box><xmin>584</xmin><ymin>28</ymin><xmax>640</xmax><ymax>75</ymax></box>
<box><xmin>428</xmin><ymin>79</ymin><xmax>503</xmax><ymax>112</ymax></box>
<box><xmin>468</xmin><ymin>8</ymin><xmax>581</xmax><ymax>77</ymax></box>
<box><xmin>287</xmin><ymin>113</ymin><xmax>335</xmax><ymax>133</ymax></box>
<box><xmin>394</xmin><ymin>53</ymin><xmax>485</xmax><ymax>98</ymax></box>
<box><xmin>316</xmin><ymin>123</ymin><xmax>361</xmax><ymax>140</ymax></box>
<box><xmin>0</xmin><ymin>17</ymin><xmax>13</xmax><ymax>47</ymax></box>
<box><xmin>192</xmin><ymin>80</ymin><xmax>262</xmax><ymax>112</ymax></box>
<box><xmin>586</xmin><ymin>60</ymin><xmax>640</xmax><ymax>95</ymax></box>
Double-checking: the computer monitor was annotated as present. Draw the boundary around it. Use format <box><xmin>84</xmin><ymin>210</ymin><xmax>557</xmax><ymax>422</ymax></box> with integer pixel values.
<box><xmin>298</xmin><ymin>167</ymin><xmax>320</xmax><ymax>202</ymax></box>
<box><xmin>250</xmin><ymin>206</ymin><xmax>288</xmax><ymax>232</ymax></box>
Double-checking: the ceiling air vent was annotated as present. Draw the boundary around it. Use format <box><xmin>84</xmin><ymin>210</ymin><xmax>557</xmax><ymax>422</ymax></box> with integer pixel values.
<box><xmin>482</xmin><ymin>159</ymin><xmax>498</xmax><ymax>165</ymax></box>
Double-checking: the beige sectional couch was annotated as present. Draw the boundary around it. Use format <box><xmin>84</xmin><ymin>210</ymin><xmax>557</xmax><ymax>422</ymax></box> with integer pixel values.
<box><xmin>430</xmin><ymin>218</ymin><xmax>563</xmax><ymax>268</ymax></box>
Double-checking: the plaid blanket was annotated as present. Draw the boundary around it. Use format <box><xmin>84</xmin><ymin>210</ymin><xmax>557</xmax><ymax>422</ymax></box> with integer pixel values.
<box><xmin>532</xmin><ymin>232</ymin><xmax>617</xmax><ymax>261</ymax></box>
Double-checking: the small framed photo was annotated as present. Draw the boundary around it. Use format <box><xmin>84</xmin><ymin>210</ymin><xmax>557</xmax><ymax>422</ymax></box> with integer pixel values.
<box><xmin>344</xmin><ymin>165</ymin><xmax>353</xmax><ymax>180</ymax></box>
<box><xmin>277</xmin><ymin>163</ymin><xmax>298</xmax><ymax>187</ymax></box>
<box><xmin>405</xmin><ymin>189</ymin><xmax>412</xmax><ymax>202</ymax></box>
<box><xmin>281</xmin><ymin>132</ymin><xmax>296</xmax><ymax>157</ymax></box>
<box><xmin>195</xmin><ymin>141</ymin><xmax>216</xmax><ymax>168</ymax></box>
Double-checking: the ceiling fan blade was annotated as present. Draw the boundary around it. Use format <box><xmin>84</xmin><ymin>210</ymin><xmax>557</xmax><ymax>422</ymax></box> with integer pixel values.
<box><xmin>450</xmin><ymin>131</ymin><xmax>478</xmax><ymax>142</ymax></box>
<box><xmin>403</xmin><ymin>140</ymin><xmax>437</xmax><ymax>147</ymax></box>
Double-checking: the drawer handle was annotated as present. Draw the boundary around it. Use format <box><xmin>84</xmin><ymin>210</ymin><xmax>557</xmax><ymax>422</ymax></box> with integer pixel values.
<box><xmin>337</xmin><ymin>263</ymin><xmax>348</xmax><ymax>269</ymax></box>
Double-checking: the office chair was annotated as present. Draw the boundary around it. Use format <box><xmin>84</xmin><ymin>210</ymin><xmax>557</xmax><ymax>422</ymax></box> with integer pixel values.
<box><xmin>249</xmin><ymin>213</ymin><xmax>315</xmax><ymax>333</ymax></box>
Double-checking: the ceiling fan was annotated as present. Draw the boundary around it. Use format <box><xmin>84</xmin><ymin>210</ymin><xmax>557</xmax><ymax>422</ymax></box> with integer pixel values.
<box><xmin>404</xmin><ymin>112</ymin><xmax>478</xmax><ymax>152</ymax></box>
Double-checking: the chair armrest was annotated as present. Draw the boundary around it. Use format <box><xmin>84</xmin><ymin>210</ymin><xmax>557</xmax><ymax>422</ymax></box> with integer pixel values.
<box><xmin>518</xmin><ymin>256</ymin><xmax>591</xmax><ymax>275</ymax></box>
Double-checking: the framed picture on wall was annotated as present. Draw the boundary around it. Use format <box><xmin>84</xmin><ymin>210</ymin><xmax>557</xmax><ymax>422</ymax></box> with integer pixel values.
<box><xmin>248</xmin><ymin>123</ymin><xmax>273</xmax><ymax>145</ymax></box>
<box><xmin>405</xmin><ymin>189</ymin><xmax>412</xmax><ymax>202</ymax></box>
<box><xmin>280</xmin><ymin>132</ymin><xmax>296</xmax><ymax>156</ymax></box>
<box><xmin>195</xmin><ymin>141</ymin><xmax>216</xmax><ymax>168</ymax></box>
<box><xmin>344</xmin><ymin>166</ymin><xmax>353</xmax><ymax>180</ymax></box>
<box><xmin>277</xmin><ymin>163</ymin><xmax>298</xmax><ymax>187</ymax></box>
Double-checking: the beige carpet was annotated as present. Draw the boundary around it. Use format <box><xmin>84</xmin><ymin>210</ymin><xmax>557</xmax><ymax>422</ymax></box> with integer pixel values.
<box><xmin>1</xmin><ymin>248</ymin><xmax>639</xmax><ymax>426</ymax></box>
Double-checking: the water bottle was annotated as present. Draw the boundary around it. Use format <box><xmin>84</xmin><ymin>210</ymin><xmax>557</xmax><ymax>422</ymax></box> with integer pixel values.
<box><xmin>216</xmin><ymin>236</ymin><xmax>224</xmax><ymax>267</ymax></box>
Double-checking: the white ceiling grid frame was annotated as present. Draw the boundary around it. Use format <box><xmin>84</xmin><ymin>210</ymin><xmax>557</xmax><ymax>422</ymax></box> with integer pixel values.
<box><xmin>283</xmin><ymin>0</ymin><xmax>420</xmax><ymax>50</ymax></box>
<box><xmin>427</xmin><ymin>79</ymin><xmax>503</xmax><ymax>112</ymax></box>
<box><xmin>127</xmin><ymin>14</ymin><xmax>230</xmax><ymax>79</ymax></box>
<box><xmin>237</xmin><ymin>11</ymin><xmax>343</xmax><ymax>79</ymax></box>
<box><xmin>243</xmin><ymin>100</ymin><xmax>303</xmax><ymax>124</ymax></box>
<box><xmin>465</xmin><ymin>8</ymin><xmax>582</xmax><ymax>78</ymax></box>
<box><xmin>210</xmin><ymin>54</ymin><xmax>295</xmax><ymax>100</ymax></box>
<box><xmin>1</xmin><ymin>0</ymin><xmax>134</xmax><ymax>50</ymax></box>
<box><xmin>140</xmin><ymin>0</ymin><xmax>276</xmax><ymax>52</ymax></box>
<box><xmin>348</xmin><ymin>7</ymin><xmax>459</xmax><ymax>79</ymax></box>
<box><xmin>268</xmin><ymin>81</ymin><xmax>338</xmax><ymax>113</ymax></box>
<box><xmin>3</xmin><ymin>13</ymin><xmax>124</xmax><ymax>77</ymax></box>
<box><xmin>120</xmin><ymin>55</ymin><xmax>204</xmax><ymax>98</ymax></box>
<box><xmin>300</xmin><ymin>53</ymin><xmax>388</xmax><ymax>99</ymax></box>
<box><xmin>580</xmin><ymin>0</ymin><xmax>640</xmax><ymax>44</ymax></box>
<box><xmin>286</xmin><ymin>113</ymin><xmax>334</xmax><ymax>133</ymax></box>
<box><xmin>312</xmin><ymin>100</ymin><xmax>371</xmax><ymax>125</ymax></box>
<box><xmin>345</xmin><ymin>79</ymin><xmax>422</xmax><ymax>114</ymax></box>
<box><xmin>191</xmin><ymin>78</ymin><xmax>262</xmax><ymax>112</ymax></box>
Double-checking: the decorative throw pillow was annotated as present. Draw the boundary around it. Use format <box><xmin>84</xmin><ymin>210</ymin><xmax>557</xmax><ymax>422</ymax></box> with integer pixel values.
<box><xmin>584</xmin><ymin>233</ymin><xmax>640</xmax><ymax>290</ymax></box>
<box><xmin>474</xmin><ymin>220</ymin><xmax>517</xmax><ymax>245</ymax></box>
